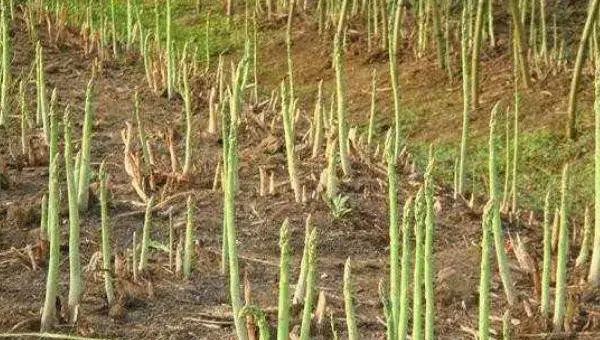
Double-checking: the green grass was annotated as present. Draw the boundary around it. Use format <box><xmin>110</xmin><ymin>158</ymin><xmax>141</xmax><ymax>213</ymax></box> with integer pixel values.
<box><xmin>410</xmin><ymin>125</ymin><xmax>593</xmax><ymax>217</ymax></box>
<box><xmin>349</xmin><ymin>97</ymin><xmax>589</xmax><ymax>217</ymax></box>
<box><xmin>63</xmin><ymin>0</ymin><xmax>246</xmax><ymax>63</ymax></box>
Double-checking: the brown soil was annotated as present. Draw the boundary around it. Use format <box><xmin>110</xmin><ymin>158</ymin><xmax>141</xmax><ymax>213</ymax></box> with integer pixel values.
<box><xmin>1</xmin><ymin>7</ymin><xmax>599</xmax><ymax>340</ymax></box>
<box><xmin>257</xmin><ymin>10</ymin><xmax>592</xmax><ymax>147</ymax></box>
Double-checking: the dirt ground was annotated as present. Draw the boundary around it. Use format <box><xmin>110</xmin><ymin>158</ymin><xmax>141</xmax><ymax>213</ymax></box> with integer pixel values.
<box><xmin>1</xmin><ymin>7</ymin><xmax>600</xmax><ymax>340</ymax></box>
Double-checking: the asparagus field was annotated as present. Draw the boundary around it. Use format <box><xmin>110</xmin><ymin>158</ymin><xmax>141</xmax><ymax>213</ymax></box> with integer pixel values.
<box><xmin>2</xmin><ymin>0</ymin><xmax>600</xmax><ymax>339</ymax></box>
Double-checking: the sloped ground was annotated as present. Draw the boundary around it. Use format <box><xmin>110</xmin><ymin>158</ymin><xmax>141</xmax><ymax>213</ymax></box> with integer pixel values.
<box><xmin>255</xmin><ymin>4</ymin><xmax>599</xmax><ymax>214</ymax></box>
<box><xmin>0</xmin><ymin>6</ymin><xmax>599</xmax><ymax>340</ymax></box>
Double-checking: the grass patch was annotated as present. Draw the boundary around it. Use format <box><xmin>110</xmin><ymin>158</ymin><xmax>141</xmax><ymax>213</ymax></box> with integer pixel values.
<box><xmin>409</xmin><ymin>124</ymin><xmax>594</xmax><ymax>219</ymax></box>
<box><xmin>61</xmin><ymin>0</ymin><xmax>247</xmax><ymax>63</ymax></box>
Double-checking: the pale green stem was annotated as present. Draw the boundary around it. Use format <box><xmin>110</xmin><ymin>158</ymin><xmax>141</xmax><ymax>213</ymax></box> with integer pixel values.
<box><xmin>589</xmin><ymin>30</ymin><xmax>600</xmax><ymax>286</ymax></box>
<box><xmin>489</xmin><ymin>103</ymin><xmax>516</xmax><ymax>305</ymax></box>
<box><xmin>312</xmin><ymin>80</ymin><xmax>324</xmax><ymax>159</ymax></box>
<box><xmin>387</xmin><ymin>146</ymin><xmax>399</xmax><ymax>340</ymax></box>
<box><xmin>553</xmin><ymin>164</ymin><xmax>569</xmax><ymax>331</ymax></box>
<box><xmin>343</xmin><ymin>258</ymin><xmax>359</xmax><ymax>340</ymax></box>
<box><xmin>413</xmin><ymin>187</ymin><xmax>425</xmax><ymax>339</ymax></box>
<box><xmin>367</xmin><ymin>69</ymin><xmax>376</xmax><ymax>151</ymax></box>
<box><xmin>540</xmin><ymin>190</ymin><xmax>551</xmax><ymax>318</ymax></box>
<box><xmin>77</xmin><ymin>74</ymin><xmax>96</xmax><ymax>212</ymax></box>
<box><xmin>299</xmin><ymin>229</ymin><xmax>318</xmax><ymax>340</ymax></box>
<box><xmin>40</xmin><ymin>194</ymin><xmax>48</xmax><ymax>241</ymax></box>
<box><xmin>424</xmin><ymin>153</ymin><xmax>435</xmax><ymax>340</ymax></box>
<box><xmin>99</xmin><ymin>162</ymin><xmax>115</xmax><ymax>306</ymax></box>
<box><xmin>138</xmin><ymin>196</ymin><xmax>155</xmax><ymax>272</ymax></box>
<box><xmin>40</xmin><ymin>156</ymin><xmax>60</xmax><ymax>331</ymax></box>
<box><xmin>398</xmin><ymin>196</ymin><xmax>413</xmax><ymax>340</ymax></box>
<box><xmin>576</xmin><ymin>206</ymin><xmax>592</xmax><ymax>267</ymax></box>
<box><xmin>183</xmin><ymin>196</ymin><xmax>194</xmax><ymax>279</ymax></box>
<box><xmin>334</xmin><ymin>0</ymin><xmax>350</xmax><ymax>176</ymax></box>
<box><xmin>0</xmin><ymin>0</ymin><xmax>9</xmax><ymax>127</ymax></box>
<box><xmin>478</xmin><ymin>201</ymin><xmax>493</xmax><ymax>340</ymax></box>
<box><xmin>388</xmin><ymin>1</ymin><xmax>402</xmax><ymax>160</ymax></box>
<box><xmin>64</xmin><ymin>107</ymin><xmax>82</xmax><ymax>322</ymax></box>
<box><xmin>293</xmin><ymin>215</ymin><xmax>313</xmax><ymax>304</ymax></box>
<box><xmin>277</xmin><ymin>219</ymin><xmax>291</xmax><ymax>340</ymax></box>
<box><xmin>280</xmin><ymin>82</ymin><xmax>301</xmax><ymax>202</ymax></box>
<box><xmin>182</xmin><ymin>63</ymin><xmax>193</xmax><ymax>176</ymax></box>
<box><xmin>458</xmin><ymin>4</ymin><xmax>471</xmax><ymax>195</ymax></box>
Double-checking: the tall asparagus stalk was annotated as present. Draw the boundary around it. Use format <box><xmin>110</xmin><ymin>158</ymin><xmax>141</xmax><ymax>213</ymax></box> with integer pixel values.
<box><xmin>343</xmin><ymin>258</ymin><xmax>359</xmax><ymax>340</ymax></box>
<box><xmin>487</xmin><ymin>0</ymin><xmax>496</xmax><ymax>47</ymax></box>
<box><xmin>40</xmin><ymin>194</ymin><xmax>48</xmax><ymax>240</ymax></box>
<box><xmin>539</xmin><ymin>0</ymin><xmax>548</xmax><ymax>63</ymax></box>
<box><xmin>182</xmin><ymin>63</ymin><xmax>193</xmax><ymax>176</ymax></box>
<box><xmin>432</xmin><ymin>0</ymin><xmax>446</xmax><ymax>71</ymax></box>
<box><xmin>277</xmin><ymin>219</ymin><xmax>291</xmax><ymax>340</ymax></box>
<box><xmin>142</xmin><ymin>33</ymin><xmax>153</xmax><ymax>90</ymax></box>
<box><xmin>508</xmin><ymin>0</ymin><xmax>532</xmax><ymax>88</ymax></box>
<box><xmin>205</xmin><ymin>11</ymin><xmax>211</xmax><ymax>72</ymax></box>
<box><xmin>110</xmin><ymin>0</ymin><xmax>117</xmax><ymax>59</ymax></box>
<box><xmin>416</xmin><ymin>0</ymin><xmax>426</xmax><ymax>57</ymax></box>
<box><xmin>208</xmin><ymin>87</ymin><xmax>217</xmax><ymax>134</ymax></box>
<box><xmin>553</xmin><ymin>164</ymin><xmax>570</xmax><ymax>331</ymax></box>
<box><xmin>470</xmin><ymin>0</ymin><xmax>485</xmax><ymax>109</ymax></box>
<box><xmin>388</xmin><ymin>0</ymin><xmax>402</xmax><ymax>160</ymax></box>
<box><xmin>224</xmin><ymin>57</ymin><xmax>250</xmax><ymax>340</ymax></box>
<box><xmin>183</xmin><ymin>195</ymin><xmax>194</xmax><ymax>279</ymax></box>
<box><xmin>540</xmin><ymin>190</ymin><xmax>552</xmax><ymax>319</ymax></box>
<box><xmin>0</xmin><ymin>0</ymin><xmax>9</xmax><ymax>127</ymax></box>
<box><xmin>489</xmin><ymin>103</ymin><xmax>516</xmax><ymax>305</ymax></box>
<box><xmin>528</xmin><ymin>0</ymin><xmax>537</xmax><ymax>55</ymax></box>
<box><xmin>48</xmin><ymin>89</ymin><xmax>58</xmax><ymax>182</ymax></box>
<box><xmin>138</xmin><ymin>196</ymin><xmax>155</xmax><ymax>273</ymax></box>
<box><xmin>367</xmin><ymin>69</ymin><xmax>377</xmax><ymax>151</ymax></box>
<box><xmin>126</xmin><ymin>0</ymin><xmax>133</xmax><ymax>51</ymax></box>
<box><xmin>99</xmin><ymin>161</ymin><xmax>115</xmax><ymax>307</ymax></box>
<box><xmin>285</xmin><ymin>0</ymin><xmax>295</xmax><ymax>101</ymax></box>
<box><xmin>589</xmin><ymin>29</ymin><xmax>600</xmax><ymax>285</ymax></box>
<box><xmin>312</xmin><ymin>80</ymin><xmax>324</xmax><ymax>159</ymax></box>
<box><xmin>299</xmin><ymin>228</ymin><xmax>318</xmax><ymax>340</ymax></box>
<box><xmin>566</xmin><ymin>0</ymin><xmax>600</xmax><ymax>139</ymax></box>
<box><xmin>398</xmin><ymin>196</ymin><xmax>413</xmax><ymax>340</ymax></box>
<box><xmin>325</xmin><ymin>138</ymin><xmax>338</xmax><ymax>200</ymax></box>
<box><xmin>458</xmin><ymin>4</ymin><xmax>471</xmax><ymax>196</ymax></box>
<box><xmin>424</xmin><ymin>150</ymin><xmax>436</xmax><ymax>340</ymax></box>
<box><xmin>293</xmin><ymin>215</ymin><xmax>313</xmax><ymax>304</ymax></box>
<box><xmin>64</xmin><ymin>107</ymin><xmax>82</xmax><ymax>322</ymax></box>
<box><xmin>333</xmin><ymin>0</ymin><xmax>350</xmax><ymax>176</ymax></box>
<box><xmin>40</xmin><ymin>156</ymin><xmax>60</xmax><ymax>331</ymax></box>
<box><xmin>576</xmin><ymin>206</ymin><xmax>591</xmax><ymax>267</ymax></box>
<box><xmin>133</xmin><ymin>91</ymin><xmax>152</xmax><ymax>177</ymax></box>
<box><xmin>413</xmin><ymin>187</ymin><xmax>426</xmax><ymax>339</ymax></box>
<box><xmin>37</xmin><ymin>43</ymin><xmax>48</xmax><ymax>143</ymax></box>
<box><xmin>511</xmin><ymin>34</ymin><xmax>521</xmax><ymax>213</ymax></box>
<box><xmin>220</xmin><ymin>89</ymin><xmax>230</xmax><ymax>276</ymax></box>
<box><xmin>253</xmin><ymin>13</ymin><xmax>259</xmax><ymax>103</ymax></box>
<box><xmin>478</xmin><ymin>201</ymin><xmax>493</xmax><ymax>340</ymax></box>
<box><xmin>166</xmin><ymin>0</ymin><xmax>174</xmax><ymax>99</ymax></box>
<box><xmin>19</xmin><ymin>80</ymin><xmax>30</xmax><ymax>156</ymax></box>
<box><xmin>387</xmin><ymin>145</ymin><xmax>399</xmax><ymax>340</ymax></box>
<box><xmin>77</xmin><ymin>73</ymin><xmax>96</xmax><ymax>212</ymax></box>
<box><xmin>281</xmin><ymin>81</ymin><xmax>301</xmax><ymax>202</ymax></box>
<box><xmin>154</xmin><ymin>0</ymin><xmax>160</xmax><ymax>52</ymax></box>
<box><xmin>502</xmin><ymin>109</ymin><xmax>511</xmax><ymax>212</ymax></box>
